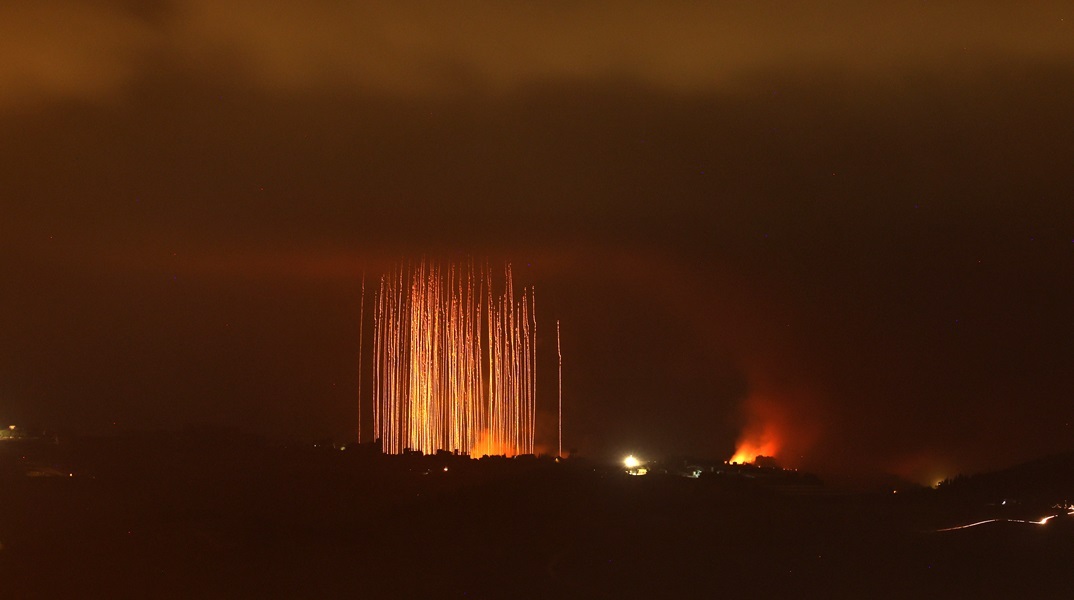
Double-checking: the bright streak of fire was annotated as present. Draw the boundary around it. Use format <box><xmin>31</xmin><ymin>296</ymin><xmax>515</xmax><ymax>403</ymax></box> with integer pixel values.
<box><xmin>372</xmin><ymin>261</ymin><xmax>537</xmax><ymax>456</ymax></box>
<box><xmin>937</xmin><ymin>503</ymin><xmax>1074</xmax><ymax>532</ymax></box>
<box><xmin>937</xmin><ymin>516</ymin><xmax>1052</xmax><ymax>531</ymax></box>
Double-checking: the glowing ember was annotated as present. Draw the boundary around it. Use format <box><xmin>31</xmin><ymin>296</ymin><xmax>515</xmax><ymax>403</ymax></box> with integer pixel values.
<box><xmin>372</xmin><ymin>261</ymin><xmax>537</xmax><ymax>456</ymax></box>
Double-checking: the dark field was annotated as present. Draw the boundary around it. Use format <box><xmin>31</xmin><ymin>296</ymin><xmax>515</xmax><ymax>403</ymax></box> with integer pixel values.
<box><xmin>3</xmin><ymin>437</ymin><xmax>1073</xmax><ymax>599</ymax></box>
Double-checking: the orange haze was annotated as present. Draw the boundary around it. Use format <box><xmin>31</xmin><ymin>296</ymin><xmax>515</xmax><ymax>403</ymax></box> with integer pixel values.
<box><xmin>469</xmin><ymin>429</ymin><xmax>520</xmax><ymax>458</ymax></box>
<box><xmin>728</xmin><ymin>387</ymin><xmax>820</xmax><ymax>467</ymax></box>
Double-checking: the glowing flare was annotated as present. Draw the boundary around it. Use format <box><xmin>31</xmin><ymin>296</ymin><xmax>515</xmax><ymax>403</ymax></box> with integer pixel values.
<box><xmin>938</xmin><ymin>516</ymin><xmax>1053</xmax><ymax>531</ymax></box>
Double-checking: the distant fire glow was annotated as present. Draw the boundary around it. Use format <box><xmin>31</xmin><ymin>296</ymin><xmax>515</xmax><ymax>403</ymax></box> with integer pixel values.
<box><xmin>726</xmin><ymin>388</ymin><xmax>814</xmax><ymax>466</ymax></box>
<box><xmin>729</xmin><ymin>416</ymin><xmax>782</xmax><ymax>464</ymax></box>
<box><xmin>372</xmin><ymin>261</ymin><xmax>537</xmax><ymax>456</ymax></box>
<box><xmin>729</xmin><ymin>437</ymin><xmax>780</xmax><ymax>464</ymax></box>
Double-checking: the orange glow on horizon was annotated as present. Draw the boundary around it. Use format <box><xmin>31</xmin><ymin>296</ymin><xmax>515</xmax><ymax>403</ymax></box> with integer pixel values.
<box><xmin>469</xmin><ymin>428</ymin><xmax>522</xmax><ymax>457</ymax></box>
<box><xmin>729</xmin><ymin>420</ymin><xmax>781</xmax><ymax>464</ymax></box>
<box><xmin>728</xmin><ymin>393</ymin><xmax>785</xmax><ymax>464</ymax></box>
<box><xmin>888</xmin><ymin>452</ymin><xmax>954</xmax><ymax>488</ymax></box>
<box><xmin>730</xmin><ymin>373</ymin><xmax>820</xmax><ymax>467</ymax></box>
<box><xmin>726</xmin><ymin>387</ymin><xmax>817</xmax><ymax>466</ymax></box>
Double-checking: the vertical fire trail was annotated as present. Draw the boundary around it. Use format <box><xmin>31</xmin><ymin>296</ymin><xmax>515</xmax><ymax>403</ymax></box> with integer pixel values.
<box><xmin>370</xmin><ymin>261</ymin><xmax>538</xmax><ymax>456</ymax></box>
<box><xmin>357</xmin><ymin>273</ymin><xmax>365</xmax><ymax>444</ymax></box>
<box><xmin>557</xmin><ymin>319</ymin><xmax>562</xmax><ymax>458</ymax></box>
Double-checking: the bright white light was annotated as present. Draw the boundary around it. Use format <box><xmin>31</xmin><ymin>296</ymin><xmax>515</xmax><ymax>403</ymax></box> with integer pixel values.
<box><xmin>623</xmin><ymin>455</ymin><xmax>641</xmax><ymax>469</ymax></box>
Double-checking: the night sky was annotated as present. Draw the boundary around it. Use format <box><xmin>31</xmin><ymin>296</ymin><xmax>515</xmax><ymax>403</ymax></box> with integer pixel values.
<box><xmin>3</xmin><ymin>1</ymin><xmax>1073</xmax><ymax>483</ymax></box>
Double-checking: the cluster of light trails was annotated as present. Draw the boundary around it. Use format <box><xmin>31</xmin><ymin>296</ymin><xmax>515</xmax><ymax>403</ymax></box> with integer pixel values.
<box><xmin>936</xmin><ymin>503</ymin><xmax>1074</xmax><ymax>532</ymax></box>
<box><xmin>371</xmin><ymin>261</ymin><xmax>537</xmax><ymax>456</ymax></box>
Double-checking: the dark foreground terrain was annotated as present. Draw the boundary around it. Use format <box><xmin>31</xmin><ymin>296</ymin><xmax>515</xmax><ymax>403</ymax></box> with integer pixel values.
<box><xmin>2</xmin><ymin>434</ymin><xmax>1073</xmax><ymax>598</ymax></box>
